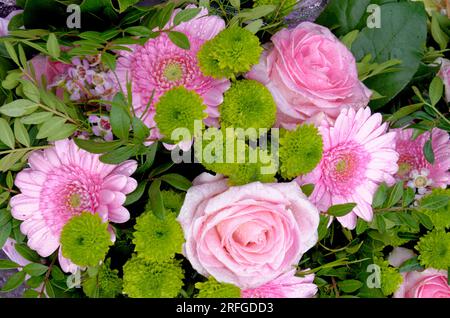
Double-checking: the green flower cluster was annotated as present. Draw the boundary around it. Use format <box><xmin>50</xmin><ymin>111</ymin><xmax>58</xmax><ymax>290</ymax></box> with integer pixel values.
<box><xmin>123</xmin><ymin>256</ymin><xmax>184</xmax><ymax>298</ymax></box>
<box><xmin>60</xmin><ymin>212</ymin><xmax>112</xmax><ymax>267</ymax></box>
<box><xmin>374</xmin><ymin>257</ymin><xmax>403</xmax><ymax>296</ymax></box>
<box><xmin>132</xmin><ymin>211</ymin><xmax>184</xmax><ymax>261</ymax></box>
<box><xmin>279</xmin><ymin>125</ymin><xmax>324</xmax><ymax>179</ymax></box>
<box><xmin>220</xmin><ymin>80</ymin><xmax>277</xmax><ymax>133</ymax></box>
<box><xmin>419</xmin><ymin>189</ymin><xmax>450</xmax><ymax>230</ymax></box>
<box><xmin>195</xmin><ymin>277</ymin><xmax>241</xmax><ymax>298</ymax></box>
<box><xmin>154</xmin><ymin>87</ymin><xmax>206</xmax><ymax>143</ymax></box>
<box><xmin>198</xmin><ymin>27</ymin><xmax>263</xmax><ymax>79</ymax></box>
<box><xmin>82</xmin><ymin>259</ymin><xmax>123</xmax><ymax>298</ymax></box>
<box><xmin>254</xmin><ymin>0</ymin><xmax>298</xmax><ymax>19</ymax></box>
<box><xmin>416</xmin><ymin>230</ymin><xmax>450</xmax><ymax>270</ymax></box>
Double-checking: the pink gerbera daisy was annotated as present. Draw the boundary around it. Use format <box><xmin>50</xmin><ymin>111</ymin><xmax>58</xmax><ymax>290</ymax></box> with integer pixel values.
<box><xmin>297</xmin><ymin>108</ymin><xmax>399</xmax><ymax>229</ymax></box>
<box><xmin>115</xmin><ymin>5</ymin><xmax>230</xmax><ymax>143</ymax></box>
<box><xmin>242</xmin><ymin>270</ymin><xmax>317</xmax><ymax>298</ymax></box>
<box><xmin>394</xmin><ymin>128</ymin><xmax>450</xmax><ymax>189</ymax></box>
<box><xmin>10</xmin><ymin>139</ymin><xmax>137</xmax><ymax>271</ymax></box>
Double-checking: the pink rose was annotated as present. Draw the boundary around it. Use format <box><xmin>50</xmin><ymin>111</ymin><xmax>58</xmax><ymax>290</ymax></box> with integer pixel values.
<box><xmin>242</xmin><ymin>270</ymin><xmax>317</xmax><ymax>298</ymax></box>
<box><xmin>394</xmin><ymin>269</ymin><xmax>450</xmax><ymax>298</ymax></box>
<box><xmin>438</xmin><ymin>58</ymin><xmax>450</xmax><ymax>102</ymax></box>
<box><xmin>178</xmin><ymin>173</ymin><xmax>320</xmax><ymax>289</ymax></box>
<box><xmin>389</xmin><ymin>247</ymin><xmax>450</xmax><ymax>298</ymax></box>
<box><xmin>247</xmin><ymin>22</ymin><xmax>371</xmax><ymax>129</ymax></box>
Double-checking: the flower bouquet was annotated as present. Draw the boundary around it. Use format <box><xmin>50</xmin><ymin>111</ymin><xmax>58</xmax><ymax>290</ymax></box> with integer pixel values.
<box><xmin>0</xmin><ymin>0</ymin><xmax>449</xmax><ymax>299</ymax></box>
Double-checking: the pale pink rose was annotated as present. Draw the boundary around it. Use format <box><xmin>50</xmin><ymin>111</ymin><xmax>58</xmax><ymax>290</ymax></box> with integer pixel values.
<box><xmin>394</xmin><ymin>269</ymin><xmax>450</xmax><ymax>298</ymax></box>
<box><xmin>247</xmin><ymin>22</ymin><xmax>371</xmax><ymax>129</ymax></box>
<box><xmin>388</xmin><ymin>247</ymin><xmax>416</xmax><ymax>268</ymax></box>
<box><xmin>178</xmin><ymin>173</ymin><xmax>320</xmax><ymax>289</ymax></box>
<box><xmin>0</xmin><ymin>10</ymin><xmax>22</xmax><ymax>37</ymax></box>
<box><xmin>242</xmin><ymin>270</ymin><xmax>317</xmax><ymax>298</ymax></box>
<box><xmin>438</xmin><ymin>58</ymin><xmax>450</xmax><ymax>102</ymax></box>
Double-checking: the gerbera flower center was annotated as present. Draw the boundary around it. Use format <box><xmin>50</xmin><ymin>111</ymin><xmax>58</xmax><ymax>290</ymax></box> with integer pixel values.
<box><xmin>163</xmin><ymin>62</ymin><xmax>183</xmax><ymax>82</ymax></box>
<box><xmin>322</xmin><ymin>142</ymin><xmax>370</xmax><ymax>196</ymax></box>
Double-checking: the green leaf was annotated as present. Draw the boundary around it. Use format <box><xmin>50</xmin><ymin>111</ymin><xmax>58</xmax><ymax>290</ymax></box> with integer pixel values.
<box><xmin>20</xmin><ymin>112</ymin><xmax>53</xmax><ymax>125</ymax></box>
<box><xmin>23</xmin><ymin>263</ymin><xmax>48</xmax><ymax>277</ymax></box>
<box><xmin>149</xmin><ymin>162</ymin><xmax>174</xmax><ymax>178</ymax></box>
<box><xmin>23</xmin><ymin>289</ymin><xmax>40</xmax><ymax>298</ymax></box>
<box><xmin>0</xmin><ymin>150</ymin><xmax>28</xmax><ymax>172</ymax></box>
<box><xmin>0</xmin><ymin>192</ymin><xmax>9</xmax><ymax>206</ymax></box>
<box><xmin>0</xmin><ymin>118</ymin><xmax>15</xmax><ymax>149</ymax></box>
<box><xmin>0</xmin><ymin>99</ymin><xmax>38</xmax><ymax>117</ymax></box>
<box><xmin>431</xmin><ymin>12</ymin><xmax>449</xmax><ymax>50</ymax></box>
<box><xmin>300</xmin><ymin>184</ymin><xmax>314</xmax><ymax>197</ymax></box>
<box><xmin>46</xmin><ymin>33</ymin><xmax>60</xmax><ymax>59</ymax></box>
<box><xmin>338</xmin><ymin>280</ymin><xmax>363</xmax><ymax>293</ymax></box>
<box><xmin>429</xmin><ymin>76</ymin><xmax>443</xmax><ymax>106</ymax></box>
<box><xmin>244</xmin><ymin>19</ymin><xmax>263</xmax><ymax>34</ymax></box>
<box><xmin>0</xmin><ymin>260</ymin><xmax>20</xmax><ymax>270</ymax></box>
<box><xmin>1</xmin><ymin>270</ymin><xmax>26</xmax><ymax>292</ymax></box>
<box><xmin>340</xmin><ymin>30</ymin><xmax>360</xmax><ymax>50</ymax></box>
<box><xmin>384</xmin><ymin>182</ymin><xmax>404</xmax><ymax>208</ymax></box>
<box><xmin>230</xmin><ymin>0</ymin><xmax>240</xmax><ymax>9</ymax></box>
<box><xmin>15</xmin><ymin>243</ymin><xmax>41</xmax><ymax>263</ymax></box>
<box><xmin>399</xmin><ymin>256</ymin><xmax>424</xmax><ymax>273</ymax></box>
<box><xmin>36</xmin><ymin>117</ymin><xmax>66</xmax><ymax>139</ymax></box>
<box><xmin>148</xmin><ymin>179</ymin><xmax>165</xmax><ymax>220</ymax></box>
<box><xmin>373</xmin><ymin>183</ymin><xmax>388</xmax><ymax>208</ymax></box>
<box><xmin>132</xmin><ymin>117</ymin><xmax>150</xmax><ymax>142</ymax></box>
<box><xmin>21</xmin><ymin>80</ymin><xmax>40</xmax><ymax>103</ymax></box>
<box><xmin>125</xmin><ymin>180</ymin><xmax>148</xmax><ymax>206</ymax></box>
<box><xmin>327</xmin><ymin>203</ymin><xmax>357</xmax><ymax>217</ymax></box>
<box><xmin>423</xmin><ymin>139</ymin><xmax>435</xmax><ymax>164</ymax></box>
<box><xmin>375</xmin><ymin>214</ymin><xmax>386</xmax><ymax>233</ymax></box>
<box><xmin>74</xmin><ymin>139</ymin><xmax>123</xmax><ymax>154</ymax></box>
<box><xmin>157</xmin><ymin>2</ymin><xmax>175</xmax><ymax>29</ymax></box>
<box><xmin>100</xmin><ymin>145</ymin><xmax>136</xmax><ymax>164</ymax></box>
<box><xmin>0</xmin><ymin>222</ymin><xmax>11</xmax><ymax>249</ymax></box>
<box><xmin>110</xmin><ymin>99</ymin><xmax>130</xmax><ymax>140</ymax></box>
<box><xmin>45</xmin><ymin>280</ymin><xmax>55</xmax><ymax>298</ymax></box>
<box><xmin>351</xmin><ymin>2</ymin><xmax>427</xmax><ymax>109</ymax></box>
<box><xmin>160</xmin><ymin>174</ymin><xmax>192</xmax><ymax>191</ymax></box>
<box><xmin>117</xmin><ymin>0</ymin><xmax>140</xmax><ymax>13</ymax></box>
<box><xmin>4</xmin><ymin>41</ymin><xmax>19</xmax><ymax>67</ymax></box>
<box><xmin>168</xmin><ymin>31</ymin><xmax>190</xmax><ymax>50</ymax></box>
<box><xmin>413</xmin><ymin>211</ymin><xmax>433</xmax><ymax>230</ymax></box>
<box><xmin>318</xmin><ymin>215</ymin><xmax>330</xmax><ymax>241</ymax></box>
<box><xmin>101</xmin><ymin>52</ymin><xmax>117</xmax><ymax>71</ymax></box>
<box><xmin>14</xmin><ymin>118</ymin><xmax>30</xmax><ymax>147</ymax></box>
<box><xmin>387</xmin><ymin>103</ymin><xmax>423</xmax><ymax>122</ymax></box>
<box><xmin>47</xmin><ymin>124</ymin><xmax>77</xmax><ymax>142</ymax></box>
<box><xmin>356</xmin><ymin>219</ymin><xmax>368</xmax><ymax>235</ymax></box>
<box><xmin>0</xmin><ymin>209</ymin><xmax>12</xmax><ymax>227</ymax></box>
<box><xmin>26</xmin><ymin>275</ymin><xmax>45</xmax><ymax>289</ymax></box>
<box><xmin>173</xmin><ymin>8</ymin><xmax>202</xmax><ymax>26</ymax></box>
<box><xmin>402</xmin><ymin>187</ymin><xmax>415</xmax><ymax>207</ymax></box>
<box><xmin>420</xmin><ymin>194</ymin><xmax>450</xmax><ymax>210</ymax></box>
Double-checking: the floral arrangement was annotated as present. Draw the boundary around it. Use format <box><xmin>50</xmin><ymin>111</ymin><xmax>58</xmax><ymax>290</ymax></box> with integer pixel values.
<box><xmin>0</xmin><ymin>0</ymin><xmax>449</xmax><ymax>299</ymax></box>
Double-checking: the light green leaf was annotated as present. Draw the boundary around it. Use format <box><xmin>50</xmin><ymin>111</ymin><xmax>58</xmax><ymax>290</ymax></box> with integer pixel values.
<box><xmin>21</xmin><ymin>80</ymin><xmax>40</xmax><ymax>103</ymax></box>
<box><xmin>46</xmin><ymin>33</ymin><xmax>60</xmax><ymax>59</ymax></box>
<box><xmin>0</xmin><ymin>150</ymin><xmax>28</xmax><ymax>172</ymax></box>
<box><xmin>0</xmin><ymin>99</ymin><xmax>38</xmax><ymax>117</ymax></box>
<box><xmin>1</xmin><ymin>270</ymin><xmax>26</xmax><ymax>292</ymax></box>
<box><xmin>168</xmin><ymin>31</ymin><xmax>190</xmax><ymax>50</ymax></box>
<box><xmin>36</xmin><ymin>117</ymin><xmax>66</xmax><ymax>139</ymax></box>
<box><xmin>429</xmin><ymin>76</ymin><xmax>443</xmax><ymax>106</ymax></box>
<box><xmin>0</xmin><ymin>118</ymin><xmax>15</xmax><ymax>149</ymax></box>
<box><xmin>14</xmin><ymin>118</ymin><xmax>30</xmax><ymax>147</ymax></box>
<box><xmin>20</xmin><ymin>112</ymin><xmax>53</xmax><ymax>125</ymax></box>
<box><xmin>160</xmin><ymin>174</ymin><xmax>192</xmax><ymax>191</ymax></box>
<box><xmin>46</xmin><ymin>124</ymin><xmax>77</xmax><ymax>142</ymax></box>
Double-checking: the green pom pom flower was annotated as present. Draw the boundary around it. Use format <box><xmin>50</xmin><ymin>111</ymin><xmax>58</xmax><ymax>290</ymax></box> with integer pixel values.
<box><xmin>420</xmin><ymin>189</ymin><xmax>450</xmax><ymax>230</ymax></box>
<box><xmin>154</xmin><ymin>87</ymin><xmax>206</xmax><ymax>143</ymax></box>
<box><xmin>374</xmin><ymin>257</ymin><xmax>403</xmax><ymax>296</ymax></box>
<box><xmin>416</xmin><ymin>230</ymin><xmax>450</xmax><ymax>270</ymax></box>
<box><xmin>82</xmin><ymin>259</ymin><xmax>123</xmax><ymax>298</ymax></box>
<box><xmin>198</xmin><ymin>27</ymin><xmax>263</xmax><ymax>79</ymax></box>
<box><xmin>196</xmin><ymin>277</ymin><xmax>241</xmax><ymax>298</ymax></box>
<box><xmin>60</xmin><ymin>212</ymin><xmax>112</xmax><ymax>267</ymax></box>
<box><xmin>220</xmin><ymin>80</ymin><xmax>276</xmax><ymax>132</ymax></box>
<box><xmin>161</xmin><ymin>190</ymin><xmax>185</xmax><ymax>214</ymax></box>
<box><xmin>279</xmin><ymin>125</ymin><xmax>323</xmax><ymax>179</ymax></box>
<box><xmin>123</xmin><ymin>256</ymin><xmax>184</xmax><ymax>298</ymax></box>
<box><xmin>132</xmin><ymin>212</ymin><xmax>184</xmax><ymax>261</ymax></box>
<box><xmin>254</xmin><ymin>0</ymin><xmax>297</xmax><ymax>19</ymax></box>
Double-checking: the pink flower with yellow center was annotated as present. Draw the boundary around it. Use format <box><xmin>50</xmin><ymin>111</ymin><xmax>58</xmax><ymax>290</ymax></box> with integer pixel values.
<box><xmin>9</xmin><ymin>139</ymin><xmax>138</xmax><ymax>271</ymax></box>
<box><xmin>297</xmin><ymin>108</ymin><xmax>399</xmax><ymax>229</ymax></box>
<box><xmin>115</xmin><ymin>6</ymin><xmax>230</xmax><ymax>143</ymax></box>
<box><xmin>393</xmin><ymin>128</ymin><xmax>449</xmax><ymax>188</ymax></box>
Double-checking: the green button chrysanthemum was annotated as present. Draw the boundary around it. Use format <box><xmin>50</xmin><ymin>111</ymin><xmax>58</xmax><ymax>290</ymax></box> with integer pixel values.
<box><xmin>132</xmin><ymin>212</ymin><xmax>184</xmax><ymax>261</ymax></box>
<box><xmin>123</xmin><ymin>256</ymin><xmax>184</xmax><ymax>298</ymax></box>
<box><xmin>279</xmin><ymin>124</ymin><xmax>323</xmax><ymax>179</ymax></box>
<box><xmin>195</xmin><ymin>277</ymin><xmax>241</xmax><ymax>298</ymax></box>
<box><xmin>374</xmin><ymin>257</ymin><xmax>403</xmax><ymax>296</ymax></box>
<box><xmin>161</xmin><ymin>190</ymin><xmax>185</xmax><ymax>214</ymax></box>
<box><xmin>154</xmin><ymin>87</ymin><xmax>206</xmax><ymax>143</ymax></box>
<box><xmin>60</xmin><ymin>212</ymin><xmax>112</xmax><ymax>267</ymax></box>
<box><xmin>198</xmin><ymin>27</ymin><xmax>263</xmax><ymax>79</ymax></box>
<box><xmin>416</xmin><ymin>230</ymin><xmax>450</xmax><ymax>270</ymax></box>
<box><xmin>420</xmin><ymin>189</ymin><xmax>450</xmax><ymax>230</ymax></box>
<box><xmin>220</xmin><ymin>80</ymin><xmax>277</xmax><ymax>132</ymax></box>
<box><xmin>82</xmin><ymin>259</ymin><xmax>123</xmax><ymax>298</ymax></box>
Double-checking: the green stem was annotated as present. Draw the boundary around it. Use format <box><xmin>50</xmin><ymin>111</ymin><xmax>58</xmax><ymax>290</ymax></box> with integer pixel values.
<box><xmin>428</xmin><ymin>103</ymin><xmax>450</xmax><ymax>125</ymax></box>
<box><xmin>37</xmin><ymin>103</ymin><xmax>78</xmax><ymax>125</ymax></box>
<box><xmin>0</xmin><ymin>145</ymin><xmax>51</xmax><ymax>156</ymax></box>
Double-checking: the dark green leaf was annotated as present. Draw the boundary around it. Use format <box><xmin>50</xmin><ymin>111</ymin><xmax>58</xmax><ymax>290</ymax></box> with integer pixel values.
<box><xmin>420</xmin><ymin>194</ymin><xmax>450</xmax><ymax>210</ymax></box>
<box><xmin>402</xmin><ymin>187</ymin><xmax>415</xmax><ymax>207</ymax></box>
<box><xmin>15</xmin><ymin>243</ymin><xmax>41</xmax><ymax>263</ymax></box>
<box><xmin>413</xmin><ymin>211</ymin><xmax>433</xmax><ymax>230</ymax></box>
<box><xmin>318</xmin><ymin>215</ymin><xmax>330</xmax><ymax>241</ymax></box>
<box><xmin>26</xmin><ymin>275</ymin><xmax>45</xmax><ymax>288</ymax></box>
<box><xmin>100</xmin><ymin>145</ymin><xmax>136</xmax><ymax>164</ymax></box>
<box><xmin>338</xmin><ymin>280</ymin><xmax>363</xmax><ymax>293</ymax></box>
<box><xmin>356</xmin><ymin>219</ymin><xmax>368</xmax><ymax>235</ymax></box>
<box><xmin>173</xmin><ymin>8</ymin><xmax>202</xmax><ymax>26</ymax></box>
<box><xmin>110</xmin><ymin>98</ymin><xmax>131</xmax><ymax>140</ymax></box>
<box><xmin>149</xmin><ymin>162</ymin><xmax>174</xmax><ymax>178</ymax></box>
<box><xmin>74</xmin><ymin>139</ymin><xmax>123</xmax><ymax>154</ymax></box>
<box><xmin>399</xmin><ymin>256</ymin><xmax>424</xmax><ymax>273</ymax></box>
<box><xmin>327</xmin><ymin>203</ymin><xmax>357</xmax><ymax>217</ymax></box>
<box><xmin>373</xmin><ymin>183</ymin><xmax>388</xmax><ymax>208</ymax></box>
<box><xmin>132</xmin><ymin>117</ymin><xmax>150</xmax><ymax>142</ymax></box>
<box><xmin>23</xmin><ymin>289</ymin><xmax>40</xmax><ymax>298</ymax></box>
<box><xmin>384</xmin><ymin>182</ymin><xmax>404</xmax><ymax>208</ymax></box>
<box><xmin>148</xmin><ymin>179</ymin><xmax>165</xmax><ymax>220</ymax></box>
<box><xmin>300</xmin><ymin>184</ymin><xmax>314</xmax><ymax>197</ymax></box>
<box><xmin>1</xmin><ymin>270</ymin><xmax>26</xmax><ymax>292</ymax></box>
<box><xmin>160</xmin><ymin>174</ymin><xmax>192</xmax><ymax>191</ymax></box>
<box><xmin>23</xmin><ymin>263</ymin><xmax>48</xmax><ymax>277</ymax></box>
<box><xmin>125</xmin><ymin>180</ymin><xmax>148</xmax><ymax>206</ymax></box>
<box><xmin>0</xmin><ymin>260</ymin><xmax>20</xmax><ymax>270</ymax></box>
<box><xmin>168</xmin><ymin>31</ymin><xmax>190</xmax><ymax>50</ymax></box>
<box><xmin>423</xmin><ymin>139</ymin><xmax>435</xmax><ymax>164</ymax></box>
<box><xmin>429</xmin><ymin>76</ymin><xmax>443</xmax><ymax>106</ymax></box>
<box><xmin>0</xmin><ymin>222</ymin><xmax>12</xmax><ymax>250</ymax></box>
